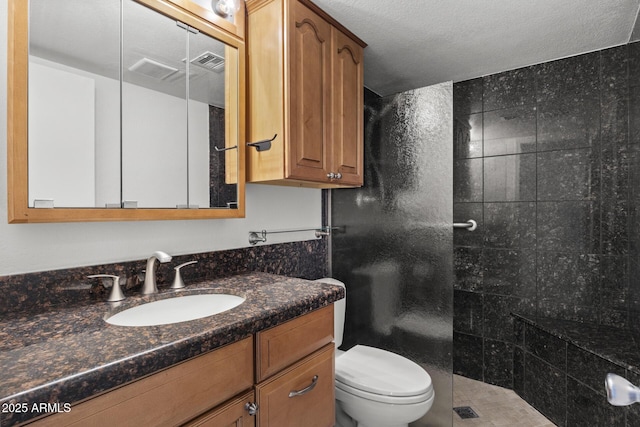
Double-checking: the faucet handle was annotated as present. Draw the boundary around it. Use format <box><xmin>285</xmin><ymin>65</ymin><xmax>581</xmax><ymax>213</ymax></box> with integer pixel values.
<box><xmin>88</xmin><ymin>274</ymin><xmax>126</xmax><ymax>302</ymax></box>
<box><xmin>171</xmin><ymin>261</ymin><xmax>198</xmax><ymax>289</ymax></box>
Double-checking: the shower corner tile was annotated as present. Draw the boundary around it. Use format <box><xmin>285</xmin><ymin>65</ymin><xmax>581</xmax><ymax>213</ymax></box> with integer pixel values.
<box><xmin>453</xmin><ymin>332</ymin><xmax>484</xmax><ymax>381</ymax></box>
<box><xmin>454</xmin><ymin>78</ymin><xmax>483</xmax><ymax>116</ymax></box>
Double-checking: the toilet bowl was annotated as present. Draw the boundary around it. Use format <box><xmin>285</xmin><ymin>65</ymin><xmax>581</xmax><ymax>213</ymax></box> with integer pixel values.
<box><xmin>335</xmin><ymin>345</ymin><xmax>434</xmax><ymax>427</ymax></box>
<box><xmin>316</xmin><ymin>278</ymin><xmax>435</xmax><ymax>427</ymax></box>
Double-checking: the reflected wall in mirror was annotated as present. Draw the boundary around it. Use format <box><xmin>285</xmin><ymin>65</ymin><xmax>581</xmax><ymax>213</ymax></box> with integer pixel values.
<box><xmin>28</xmin><ymin>0</ymin><xmax>121</xmax><ymax>208</ymax></box>
<box><xmin>122</xmin><ymin>0</ymin><xmax>239</xmax><ymax>208</ymax></box>
<box><xmin>7</xmin><ymin>0</ymin><xmax>245</xmax><ymax>222</ymax></box>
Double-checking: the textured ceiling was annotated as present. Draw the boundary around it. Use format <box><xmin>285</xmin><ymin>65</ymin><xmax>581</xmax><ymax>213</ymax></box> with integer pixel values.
<box><xmin>312</xmin><ymin>0</ymin><xmax>640</xmax><ymax>96</ymax></box>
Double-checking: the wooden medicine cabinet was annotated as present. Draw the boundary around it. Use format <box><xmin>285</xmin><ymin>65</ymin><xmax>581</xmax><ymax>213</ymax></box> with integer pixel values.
<box><xmin>7</xmin><ymin>0</ymin><xmax>246</xmax><ymax>223</ymax></box>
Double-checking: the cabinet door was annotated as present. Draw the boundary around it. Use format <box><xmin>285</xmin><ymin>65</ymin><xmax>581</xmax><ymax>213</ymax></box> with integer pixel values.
<box><xmin>331</xmin><ymin>28</ymin><xmax>364</xmax><ymax>186</ymax></box>
<box><xmin>287</xmin><ymin>0</ymin><xmax>332</xmax><ymax>182</ymax></box>
<box><xmin>256</xmin><ymin>344</ymin><xmax>335</xmax><ymax>427</ymax></box>
<box><xmin>31</xmin><ymin>337</ymin><xmax>254</xmax><ymax>426</ymax></box>
<box><xmin>184</xmin><ymin>391</ymin><xmax>255</xmax><ymax>427</ymax></box>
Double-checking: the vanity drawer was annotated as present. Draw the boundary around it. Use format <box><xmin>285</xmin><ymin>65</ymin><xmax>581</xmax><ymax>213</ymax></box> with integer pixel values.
<box><xmin>255</xmin><ymin>344</ymin><xmax>335</xmax><ymax>427</ymax></box>
<box><xmin>31</xmin><ymin>337</ymin><xmax>254</xmax><ymax>426</ymax></box>
<box><xmin>256</xmin><ymin>305</ymin><xmax>334</xmax><ymax>381</ymax></box>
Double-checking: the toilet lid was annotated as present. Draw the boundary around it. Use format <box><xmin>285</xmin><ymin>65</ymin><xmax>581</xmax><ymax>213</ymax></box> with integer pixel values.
<box><xmin>335</xmin><ymin>345</ymin><xmax>432</xmax><ymax>397</ymax></box>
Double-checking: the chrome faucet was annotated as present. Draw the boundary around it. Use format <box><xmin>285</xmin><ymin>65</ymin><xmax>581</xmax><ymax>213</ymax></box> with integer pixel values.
<box><xmin>142</xmin><ymin>251</ymin><xmax>172</xmax><ymax>295</ymax></box>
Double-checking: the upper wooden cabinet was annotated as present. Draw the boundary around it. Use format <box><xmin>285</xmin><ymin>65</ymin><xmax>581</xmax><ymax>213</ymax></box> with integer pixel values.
<box><xmin>246</xmin><ymin>0</ymin><xmax>366</xmax><ymax>188</ymax></box>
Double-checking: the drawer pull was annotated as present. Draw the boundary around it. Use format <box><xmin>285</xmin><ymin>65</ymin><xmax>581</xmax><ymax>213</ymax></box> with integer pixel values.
<box><xmin>245</xmin><ymin>402</ymin><xmax>259</xmax><ymax>416</ymax></box>
<box><xmin>288</xmin><ymin>375</ymin><xmax>319</xmax><ymax>398</ymax></box>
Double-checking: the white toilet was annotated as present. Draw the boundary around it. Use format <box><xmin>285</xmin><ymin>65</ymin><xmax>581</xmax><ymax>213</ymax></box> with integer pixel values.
<box><xmin>317</xmin><ymin>278</ymin><xmax>435</xmax><ymax>427</ymax></box>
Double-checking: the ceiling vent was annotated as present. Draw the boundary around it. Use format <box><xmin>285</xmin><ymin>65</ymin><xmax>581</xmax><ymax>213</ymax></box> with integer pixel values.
<box><xmin>128</xmin><ymin>58</ymin><xmax>179</xmax><ymax>80</ymax></box>
<box><xmin>190</xmin><ymin>51</ymin><xmax>225</xmax><ymax>73</ymax></box>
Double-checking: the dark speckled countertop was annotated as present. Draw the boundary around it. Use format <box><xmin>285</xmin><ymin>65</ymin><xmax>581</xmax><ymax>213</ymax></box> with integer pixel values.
<box><xmin>0</xmin><ymin>273</ymin><xmax>344</xmax><ymax>426</ymax></box>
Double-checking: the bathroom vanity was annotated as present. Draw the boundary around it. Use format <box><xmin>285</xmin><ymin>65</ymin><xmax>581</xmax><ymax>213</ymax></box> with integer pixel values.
<box><xmin>0</xmin><ymin>274</ymin><xmax>343</xmax><ymax>426</ymax></box>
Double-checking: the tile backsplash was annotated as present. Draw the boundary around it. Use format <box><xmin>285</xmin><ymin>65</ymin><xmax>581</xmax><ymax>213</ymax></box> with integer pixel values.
<box><xmin>0</xmin><ymin>239</ymin><xmax>328</xmax><ymax>317</ymax></box>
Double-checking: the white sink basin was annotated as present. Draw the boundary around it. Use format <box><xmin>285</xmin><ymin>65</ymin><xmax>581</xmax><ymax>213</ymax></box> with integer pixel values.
<box><xmin>106</xmin><ymin>294</ymin><xmax>245</xmax><ymax>327</ymax></box>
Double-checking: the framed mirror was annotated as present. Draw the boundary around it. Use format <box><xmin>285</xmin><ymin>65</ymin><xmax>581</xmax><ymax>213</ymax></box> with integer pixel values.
<box><xmin>7</xmin><ymin>0</ymin><xmax>245</xmax><ymax>223</ymax></box>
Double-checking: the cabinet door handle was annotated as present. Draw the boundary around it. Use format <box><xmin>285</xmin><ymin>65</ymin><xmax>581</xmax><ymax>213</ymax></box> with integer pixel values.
<box><xmin>245</xmin><ymin>402</ymin><xmax>259</xmax><ymax>416</ymax></box>
<box><xmin>288</xmin><ymin>375</ymin><xmax>319</xmax><ymax>398</ymax></box>
<box><xmin>327</xmin><ymin>173</ymin><xmax>342</xmax><ymax>180</ymax></box>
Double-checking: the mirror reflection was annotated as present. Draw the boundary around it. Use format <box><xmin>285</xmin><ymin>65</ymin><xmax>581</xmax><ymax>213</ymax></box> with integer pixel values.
<box><xmin>28</xmin><ymin>0</ymin><xmax>238</xmax><ymax>209</ymax></box>
<box><xmin>28</xmin><ymin>0</ymin><xmax>121</xmax><ymax>208</ymax></box>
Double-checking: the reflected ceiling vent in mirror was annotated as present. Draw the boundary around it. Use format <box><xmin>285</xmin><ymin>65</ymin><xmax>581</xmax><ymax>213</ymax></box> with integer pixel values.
<box><xmin>190</xmin><ymin>51</ymin><xmax>225</xmax><ymax>73</ymax></box>
<box><xmin>128</xmin><ymin>57</ymin><xmax>179</xmax><ymax>80</ymax></box>
<box><xmin>165</xmin><ymin>70</ymin><xmax>200</xmax><ymax>83</ymax></box>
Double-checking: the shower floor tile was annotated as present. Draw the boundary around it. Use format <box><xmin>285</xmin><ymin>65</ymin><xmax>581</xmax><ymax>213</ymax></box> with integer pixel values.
<box><xmin>453</xmin><ymin>375</ymin><xmax>556</xmax><ymax>427</ymax></box>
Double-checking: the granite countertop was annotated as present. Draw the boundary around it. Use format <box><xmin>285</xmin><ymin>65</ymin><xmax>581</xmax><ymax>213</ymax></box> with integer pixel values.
<box><xmin>0</xmin><ymin>273</ymin><xmax>344</xmax><ymax>426</ymax></box>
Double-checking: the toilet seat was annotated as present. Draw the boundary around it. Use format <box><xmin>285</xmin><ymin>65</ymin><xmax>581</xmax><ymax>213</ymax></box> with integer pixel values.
<box><xmin>335</xmin><ymin>345</ymin><xmax>434</xmax><ymax>405</ymax></box>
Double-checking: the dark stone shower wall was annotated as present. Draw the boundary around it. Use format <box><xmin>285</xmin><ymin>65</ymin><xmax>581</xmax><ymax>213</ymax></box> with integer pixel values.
<box><xmin>209</xmin><ymin>105</ymin><xmax>237</xmax><ymax>207</ymax></box>
<box><xmin>628</xmin><ymin>42</ymin><xmax>640</xmax><ymax>336</ymax></box>
<box><xmin>453</xmin><ymin>42</ymin><xmax>640</xmax><ymax>389</ymax></box>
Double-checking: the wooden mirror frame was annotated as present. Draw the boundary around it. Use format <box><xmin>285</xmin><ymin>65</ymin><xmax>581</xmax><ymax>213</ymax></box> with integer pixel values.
<box><xmin>7</xmin><ymin>0</ymin><xmax>246</xmax><ymax>223</ymax></box>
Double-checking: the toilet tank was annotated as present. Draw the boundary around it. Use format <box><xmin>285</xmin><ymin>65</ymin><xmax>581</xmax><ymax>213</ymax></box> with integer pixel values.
<box><xmin>316</xmin><ymin>278</ymin><xmax>345</xmax><ymax>348</ymax></box>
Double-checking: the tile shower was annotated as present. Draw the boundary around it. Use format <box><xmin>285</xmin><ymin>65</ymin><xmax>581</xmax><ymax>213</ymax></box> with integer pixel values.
<box><xmin>453</xmin><ymin>41</ymin><xmax>640</xmax><ymax>426</ymax></box>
